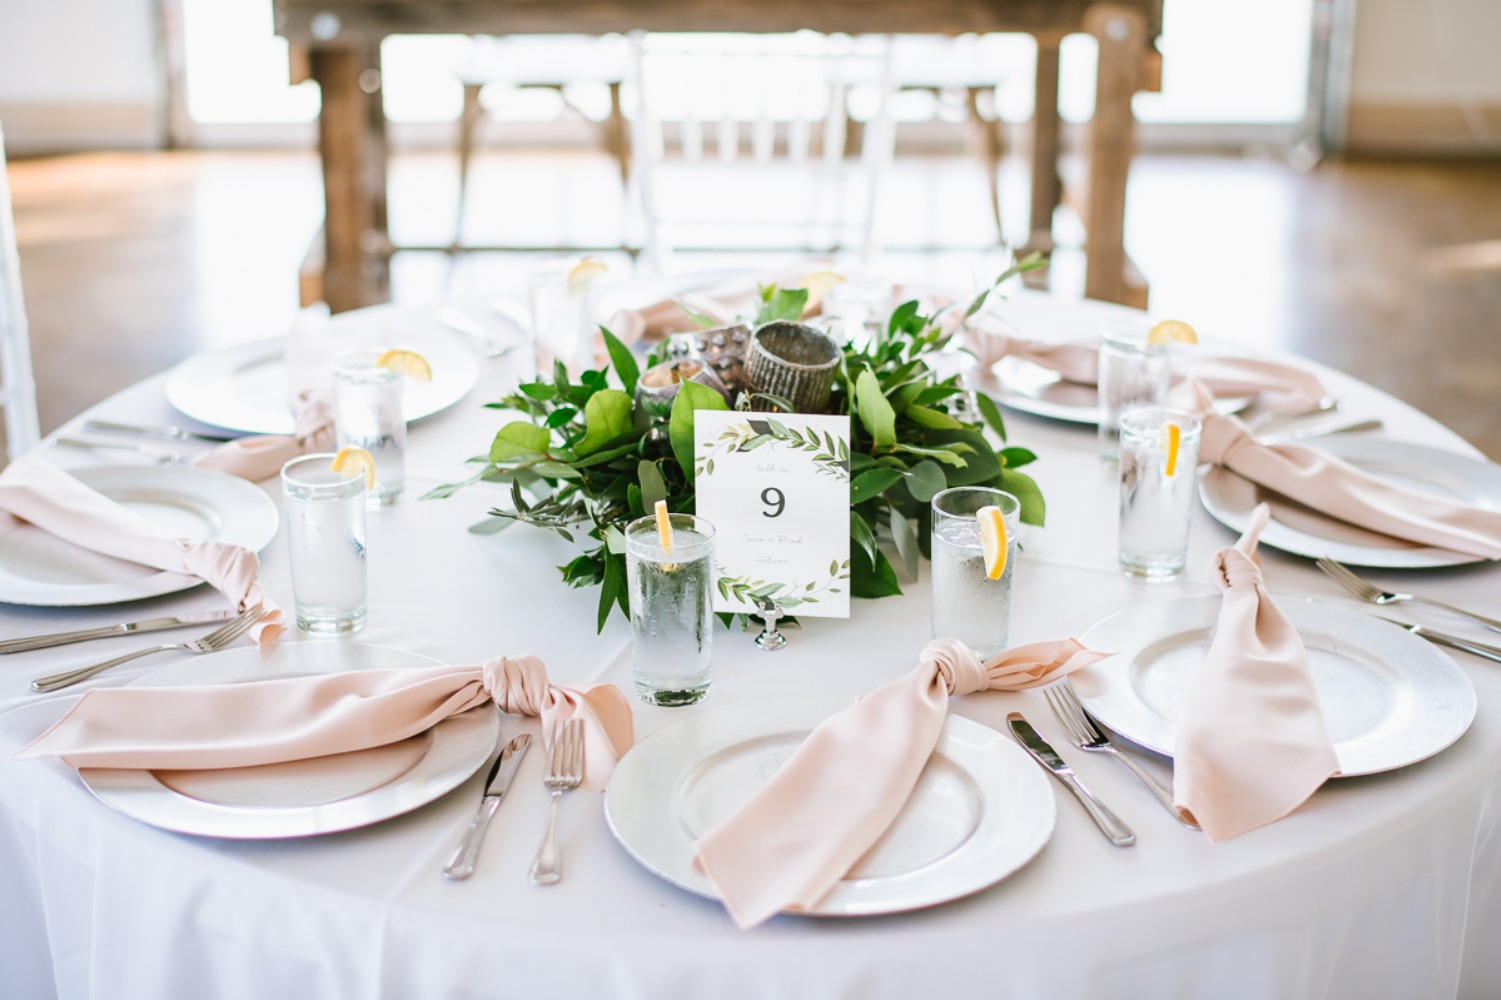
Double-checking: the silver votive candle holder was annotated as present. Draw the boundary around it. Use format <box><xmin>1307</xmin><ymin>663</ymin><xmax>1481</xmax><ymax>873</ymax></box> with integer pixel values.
<box><xmin>745</xmin><ymin>322</ymin><xmax>841</xmax><ymax>413</ymax></box>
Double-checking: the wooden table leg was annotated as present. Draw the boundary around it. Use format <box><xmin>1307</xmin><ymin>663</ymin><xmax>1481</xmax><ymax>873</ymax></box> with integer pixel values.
<box><xmin>1082</xmin><ymin>4</ymin><xmax>1148</xmax><ymax>307</ymax></box>
<box><xmin>310</xmin><ymin>44</ymin><xmax>390</xmax><ymax>314</ymax></box>
<box><xmin>1026</xmin><ymin>33</ymin><xmax>1063</xmax><ymax>258</ymax></box>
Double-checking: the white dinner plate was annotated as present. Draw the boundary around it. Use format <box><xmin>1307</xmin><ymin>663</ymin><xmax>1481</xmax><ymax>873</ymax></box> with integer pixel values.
<box><xmin>165</xmin><ymin>331</ymin><xmax>479</xmax><ymax>434</ymax></box>
<box><xmin>1199</xmin><ymin>437</ymin><xmax>1501</xmax><ymax>568</ymax></box>
<box><xmin>0</xmin><ymin>465</ymin><xmax>279</xmax><ymax>607</ymax></box>
<box><xmin>1073</xmin><ymin>596</ymin><xmax>1476</xmax><ymax>776</ymax></box>
<box><xmin>604</xmin><ymin>696</ymin><xmax>1055</xmax><ymax>917</ymax></box>
<box><xmin>78</xmin><ymin>642</ymin><xmax>499</xmax><ymax>839</ymax></box>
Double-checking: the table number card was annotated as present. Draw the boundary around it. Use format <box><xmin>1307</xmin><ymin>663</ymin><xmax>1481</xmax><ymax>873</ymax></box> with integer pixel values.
<box><xmin>694</xmin><ymin>410</ymin><xmax>851</xmax><ymax>618</ymax></box>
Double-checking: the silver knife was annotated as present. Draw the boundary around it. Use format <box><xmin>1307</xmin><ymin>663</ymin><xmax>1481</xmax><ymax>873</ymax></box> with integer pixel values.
<box><xmin>1375</xmin><ymin>617</ymin><xmax>1501</xmax><ymax>665</ymax></box>
<box><xmin>0</xmin><ymin>611</ymin><xmax>239</xmax><ymax>654</ymax></box>
<box><xmin>443</xmin><ymin>732</ymin><xmax>533</xmax><ymax>880</ymax></box>
<box><xmin>1007</xmin><ymin>712</ymin><xmax>1136</xmax><ymax>847</ymax></box>
<box><xmin>84</xmin><ymin>419</ymin><xmax>236</xmax><ymax>443</ymax></box>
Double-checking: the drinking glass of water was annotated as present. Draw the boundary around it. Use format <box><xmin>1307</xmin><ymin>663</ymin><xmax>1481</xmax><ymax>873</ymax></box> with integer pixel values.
<box><xmin>332</xmin><ymin>348</ymin><xmax>406</xmax><ymax>506</ymax></box>
<box><xmin>930</xmin><ymin>486</ymin><xmax>1020</xmax><ymax>658</ymax></box>
<box><xmin>625</xmin><ymin>513</ymin><xmax>715</xmax><ymax>706</ymax></box>
<box><xmin>281</xmin><ymin>453</ymin><xmax>368</xmax><ymax>634</ymax></box>
<box><xmin>1097</xmin><ymin>316</ymin><xmax>1170</xmax><ymax>461</ymax></box>
<box><xmin>1118</xmin><ymin>406</ymin><xmax>1202</xmax><ymax>579</ymax></box>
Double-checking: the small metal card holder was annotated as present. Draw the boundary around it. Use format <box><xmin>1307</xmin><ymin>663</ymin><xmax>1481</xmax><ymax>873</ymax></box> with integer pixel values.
<box><xmin>751</xmin><ymin>596</ymin><xmax>787</xmax><ymax>651</ymax></box>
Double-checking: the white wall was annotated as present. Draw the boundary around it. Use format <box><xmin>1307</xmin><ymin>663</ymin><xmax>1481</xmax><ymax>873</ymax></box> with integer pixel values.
<box><xmin>0</xmin><ymin>0</ymin><xmax>163</xmax><ymax>154</ymax></box>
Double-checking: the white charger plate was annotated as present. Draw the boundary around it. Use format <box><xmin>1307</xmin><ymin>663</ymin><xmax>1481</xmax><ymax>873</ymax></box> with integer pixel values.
<box><xmin>79</xmin><ymin>642</ymin><xmax>499</xmax><ymax>839</ymax></box>
<box><xmin>0</xmin><ymin>465</ymin><xmax>279</xmax><ymax>607</ymax></box>
<box><xmin>1073</xmin><ymin>596</ymin><xmax>1476</xmax><ymax>776</ymax></box>
<box><xmin>604</xmin><ymin>696</ymin><xmax>1055</xmax><ymax>917</ymax></box>
<box><xmin>989</xmin><ymin>354</ymin><xmax>1251</xmax><ymax>425</ymax></box>
<box><xmin>165</xmin><ymin>331</ymin><xmax>479</xmax><ymax>435</ymax></box>
<box><xmin>1200</xmin><ymin>437</ymin><xmax>1501</xmax><ymax>568</ymax></box>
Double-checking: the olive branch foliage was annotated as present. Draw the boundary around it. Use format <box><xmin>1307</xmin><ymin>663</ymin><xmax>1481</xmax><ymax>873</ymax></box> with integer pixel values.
<box><xmin>425</xmin><ymin>255</ymin><xmax>1048</xmax><ymax>632</ymax></box>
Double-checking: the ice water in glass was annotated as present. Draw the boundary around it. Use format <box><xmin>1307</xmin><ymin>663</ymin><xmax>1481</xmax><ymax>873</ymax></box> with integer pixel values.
<box><xmin>1098</xmin><ymin>317</ymin><xmax>1170</xmax><ymax>461</ymax></box>
<box><xmin>529</xmin><ymin>258</ymin><xmax>601</xmax><ymax>378</ymax></box>
<box><xmin>625</xmin><ymin>514</ymin><xmax>715</xmax><ymax>707</ymax></box>
<box><xmin>282</xmin><ymin>454</ymin><xmax>368</xmax><ymax>634</ymax></box>
<box><xmin>332</xmin><ymin>349</ymin><xmax>406</xmax><ymax>506</ymax></box>
<box><xmin>930</xmin><ymin>487</ymin><xmax>1020</xmax><ymax>658</ymax></box>
<box><xmin>1118</xmin><ymin>406</ymin><xmax>1202</xmax><ymax>579</ymax></box>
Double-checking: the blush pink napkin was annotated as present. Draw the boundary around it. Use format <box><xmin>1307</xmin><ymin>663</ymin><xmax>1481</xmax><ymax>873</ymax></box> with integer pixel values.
<box><xmin>193</xmin><ymin>389</ymin><xmax>336</xmax><ymax>483</ymax></box>
<box><xmin>694</xmin><ymin>636</ymin><xmax>1107</xmax><ymax>929</ymax></box>
<box><xmin>1174</xmin><ymin>379</ymin><xmax>1501</xmax><ymax>560</ymax></box>
<box><xmin>1173</xmin><ymin>503</ymin><xmax>1340</xmax><ymax>840</ymax></box>
<box><xmin>16</xmin><ymin>653</ymin><xmax>633</xmax><ymax>791</ymax></box>
<box><xmin>606</xmin><ymin>265</ymin><xmax>830</xmax><ymax>345</ymax></box>
<box><xmin>0</xmin><ymin>456</ymin><xmax>282</xmax><ymax>643</ymax></box>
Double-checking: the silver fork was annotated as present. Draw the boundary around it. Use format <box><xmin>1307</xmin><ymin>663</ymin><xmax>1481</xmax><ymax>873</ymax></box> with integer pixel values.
<box><xmin>32</xmin><ymin>605</ymin><xmax>268</xmax><ymax>692</ymax></box>
<box><xmin>55</xmin><ymin>437</ymin><xmax>185</xmax><ymax>465</ymax></box>
<box><xmin>1317</xmin><ymin>557</ymin><xmax>1501</xmax><ymax>634</ymax></box>
<box><xmin>528</xmin><ymin>718</ymin><xmax>585</xmax><ymax>885</ymax></box>
<box><xmin>1044</xmin><ymin>684</ymin><xmax>1200</xmax><ymax>830</ymax></box>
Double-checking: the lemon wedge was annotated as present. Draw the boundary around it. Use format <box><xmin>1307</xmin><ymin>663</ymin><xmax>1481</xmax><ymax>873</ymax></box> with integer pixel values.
<box><xmin>1161</xmin><ymin>421</ymin><xmax>1182</xmax><ymax>477</ymax></box>
<box><xmin>796</xmin><ymin>271</ymin><xmax>846</xmax><ymax>312</ymax></box>
<box><xmin>1146</xmin><ymin>319</ymin><xmax>1199</xmax><ymax>346</ymax></box>
<box><xmin>977</xmin><ymin>505</ymin><xmax>1009</xmax><ymax>580</ymax></box>
<box><xmin>654</xmin><ymin>499</ymin><xmax>674</xmax><ymax>554</ymax></box>
<box><xmin>331</xmin><ymin>446</ymin><xmax>376</xmax><ymax>490</ymax></box>
<box><xmin>568</xmin><ymin>257</ymin><xmax>608</xmax><ymax>298</ymax></box>
<box><xmin>375</xmin><ymin>348</ymin><xmax>433</xmax><ymax>383</ymax></box>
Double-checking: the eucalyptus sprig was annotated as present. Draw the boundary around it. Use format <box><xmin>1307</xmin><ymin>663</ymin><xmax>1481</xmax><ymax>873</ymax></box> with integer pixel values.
<box><xmin>427</xmin><ymin>281</ymin><xmax>1046</xmax><ymax>631</ymax></box>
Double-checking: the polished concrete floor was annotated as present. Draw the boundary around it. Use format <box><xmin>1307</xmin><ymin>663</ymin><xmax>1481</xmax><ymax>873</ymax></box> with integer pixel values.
<box><xmin>6</xmin><ymin>148</ymin><xmax>1500</xmax><ymax>460</ymax></box>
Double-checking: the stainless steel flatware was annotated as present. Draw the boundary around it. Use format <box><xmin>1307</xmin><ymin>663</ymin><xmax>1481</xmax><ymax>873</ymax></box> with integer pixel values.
<box><xmin>1006</xmin><ymin>712</ymin><xmax>1135</xmax><ymax>847</ymax></box>
<box><xmin>1043</xmin><ymin>684</ymin><xmax>1199</xmax><ymax>830</ymax></box>
<box><xmin>0</xmin><ymin>610</ymin><xmax>237</xmax><ymax>655</ymax></box>
<box><xmin>1319</xmin><ymin>557</ymin><xmax>1501</xmax><ymax>633</ymax></box>
<box><xmin>443</xmin><ymin>732</ymin><xmax>533</xmax><ymax>880</ymax></box>
<box><xmin>83</xmin><ymin>419</ymin><xmax>236</xmax><ymax>444</ymax></box>
<box><xmin>31</xmin><ymin>605</ymin><xmax>268</xmax><ymax>692</ymax></box>
<box><xmin>1375</xmin><ymin>616</ymin><xmax>1501</xmax><ymax>665</ymax></box>
<box><xmin>55</xmin><ymin>437</ymin><xmax>186</xmax><ymax>464</ymax></box>
<box><xmin>529</xmin><ymin>718</ymin><xmax>585</xmax><ymax>884</ymax></box>
<box><xmin>1258</xmin><ymin>418</ymin><xmax>1384</xmax><ymax>444</ymax></box>
<box><xmin>437</xmin><ymin>307</ymin><xmax>518</xmax><ymax>359</ymax></box>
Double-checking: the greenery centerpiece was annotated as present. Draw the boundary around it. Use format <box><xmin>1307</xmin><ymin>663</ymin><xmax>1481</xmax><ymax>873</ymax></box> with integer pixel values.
<box><xmin>427</xmin><ymin>259</ymin><xmax>1047</xmax><ymax>631</ymax></box>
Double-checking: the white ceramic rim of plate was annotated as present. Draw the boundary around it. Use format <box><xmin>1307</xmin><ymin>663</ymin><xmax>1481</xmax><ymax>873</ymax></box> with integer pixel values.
<box><xmin>164</xmin><ymin>331</ymin><xmax>479</xmax><ymax>435</ymax></box>
<box><xmin>0</xmin><ymin>464</ymin><xmax>280</xmax><ymax>607</ymax></box>
<box><xmin>990</xmin><ymin>354</ymin><xmax>1251</xmax><ymax>425</ymax></box>
<box><xmin>78</xmin><ymin>642</ymin><xmax>499</xmax><ymax>839</ymax></box>
<box><xmin>603</xmin><ymin>695</ymin><xmax>1055</xmax><ymax>918</ymax></box>
<box><xmin>1199</xmin><ymin>437</ymin><xmax>1501</xmax><ymax>568</ymax></box>
<box><xmin>1073</xmin><ymin>595</ymin><xmax>1476</xmax><ymax>776</ymax></box>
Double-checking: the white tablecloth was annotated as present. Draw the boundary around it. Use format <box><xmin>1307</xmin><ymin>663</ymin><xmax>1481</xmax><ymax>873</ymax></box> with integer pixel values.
<box><xmin>3</xmin><ymin>291</ymin><xmax>1499</xmax><ymax>1000</ymax></box>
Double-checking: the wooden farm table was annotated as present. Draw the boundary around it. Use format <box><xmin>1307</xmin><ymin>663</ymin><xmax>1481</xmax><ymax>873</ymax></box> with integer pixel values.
<box><xmin>273</xmin><ymin>0</ymin><xmax>1162</xmax><ymax>314</ymax></box>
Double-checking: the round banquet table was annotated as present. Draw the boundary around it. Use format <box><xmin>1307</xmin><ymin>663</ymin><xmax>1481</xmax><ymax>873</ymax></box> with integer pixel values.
<box><xmin>2</xmin><ymin>288</ymin><xmax>1499</xmax><ymax>1000</ymax></box>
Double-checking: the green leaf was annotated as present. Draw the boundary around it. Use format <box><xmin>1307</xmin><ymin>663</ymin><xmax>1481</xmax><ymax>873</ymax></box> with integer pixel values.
<box><xmin>573</xmin><ymin>389</ymin><xmax>635</xmax><ymax>457</ymax></box>
<box><xmin>903</xmin><ymin>404</ymin><xmax>965</xmax><ymax>430</ymax></box>
<box><xmin>850</xmin><ymin>545</ymin><xmax>903</xmax><ymax>599</ymax></box>
<box><xmin>467</xmin><ymin>516</ymin><xmax>513</xmax><ymax>535</ymax></box>
<box><xmin>489</xmin><ymin>421</ymin><xmax>551</xmax><ymax>463</ymax></box>
<box><xmin>975</xmin><ymin>393</ymin><xmax>1008</xmax><ymax>441</ymax></box>
<box><xmin>855</xmin><ymin>369</ymin><xmax>897</xmax><ymax>449</ymax></box>
<box><xmin>922</xmin><ymin>428</ymin><xmax>1002</xmax><ymax>485</ymax></box>
<box><xmin>675</xmin><ymin>299</ymin><xmax>720</xmax><ymax>330</ymax></box>
<box><xmin>1000</xmin><ymin>468</ymin><xmax>1047</xmax><ymax>526</ymax></box>
<box><xmin>755</xmin><ymin>287</ymin><xmax>809</xmax><ymax>324</ymax></box>
<box><xmin>598</xmin><ymin>550</ymin><xmax>625</xmax><ymax>633</ymax></box>
<box><xmin>887</xmin><ymin>300</ymin><xmax>920</xmax><ymax>337</ymax></box>
<box><xmin>517</xmin><ymin>382</ymin><xmax>556</xmax><ymax>402</ymax></box>
<box><xmin>850</xmin><ymin>467</ymin><xmax>905</xmax><ymax>504</ymax></box>
<box><xmin>849</xmin><ymin>509</ymin><xmax>878</xmax><ymax>566</ymax></box>
<box><xmin>889</xmin><ymin>507</ymin><xmax>920</xmax><ymax>581</ymax></box>
<box><xmin>904</xmin><ymin>460</ymin><xmax>947</xmax><ymax>503</ymax></box>
<box><xmin>600</xmin><ymin>326</ymin><xmax>639</xmax><ymax>395</ymax></box>
<box><xmin>669</xmin><ymin>380</ymin><xmax>729</xmax><ymax>485</ymax></box>
<box><xmin>637</xmin><ymin>459</ymin><xmax>668</xmax><ymax>510</ymax></box>
<box><xmin>893</xmin><ymin>443</ymin><xmax>967</xmax><ymax>467</ymax></box>
<box><xmin>530</xmin><ymin>461</ymin><xmax>581</xmax><ymax>480</ymax></box>
<box><xmin>999</xmin><ymin>446</ymin><xmax>1038</xmax><ymax>468</ymax></box>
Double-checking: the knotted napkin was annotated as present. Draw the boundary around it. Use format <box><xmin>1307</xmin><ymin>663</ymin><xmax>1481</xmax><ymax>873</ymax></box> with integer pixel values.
<box><xmin>1173</xmin><ymin>379</ymin><xmax>1501</xmax><ymax>560</ymax></box>
<box><xmin>694</xmin><ymin>636</ymin><xmax>1107</xmax><ymax>929</ymax></box>
<box><xmin>0</xmin><ymin>456</ymin><xmax>281</xmax><ymax>643</ymax></box>
<box><xmin>193</xmin><ymin>389</ymin><xmax>336</xmax><ymax>483</ymax></box>
<box><xmin>1173</xmin><ymin>503</ymin><xmax>1340</xmax><ymax>840</ymax></box>
<box><xmin>16</xmin><ymin>653</ymin><xmax>633</xmax><ymax>791</ymax></box>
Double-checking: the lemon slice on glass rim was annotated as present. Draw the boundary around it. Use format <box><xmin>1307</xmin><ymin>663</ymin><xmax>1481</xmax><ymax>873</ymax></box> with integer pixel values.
<box><xmin>977</xmin><ymin>505</ymin><xmax>1009</xmax><ymax>580</ymax></box>
<box><xmin>568</xmin><ymin>257</ymin><xmax>609</xmax><ymax>298</ymax></box>
<box><xmin>796</xmin><ymin>271</ymin><xmax>847</xmax><ymax>312</ymax></box>
<box><xmin>375</xmin><ymin>348</ymin><xmax>433</xmax><ymax>382</ymax></box>
<box><xmin>1145</xmin><ymin>319</ymin><xmax>1198</xmax><ymax>346</ymax></box>
<box><xmin>331</xmin><ymin>446</ymin><xmax>376</xmax><ymax>490</ymax></box>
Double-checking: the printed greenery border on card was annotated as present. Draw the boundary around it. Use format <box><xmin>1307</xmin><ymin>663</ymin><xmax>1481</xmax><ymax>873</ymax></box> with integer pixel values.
<box><xmin>425</xmin><ymin>256</ymin><xmax>1048</xmax><ymax>632</ymax></box>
